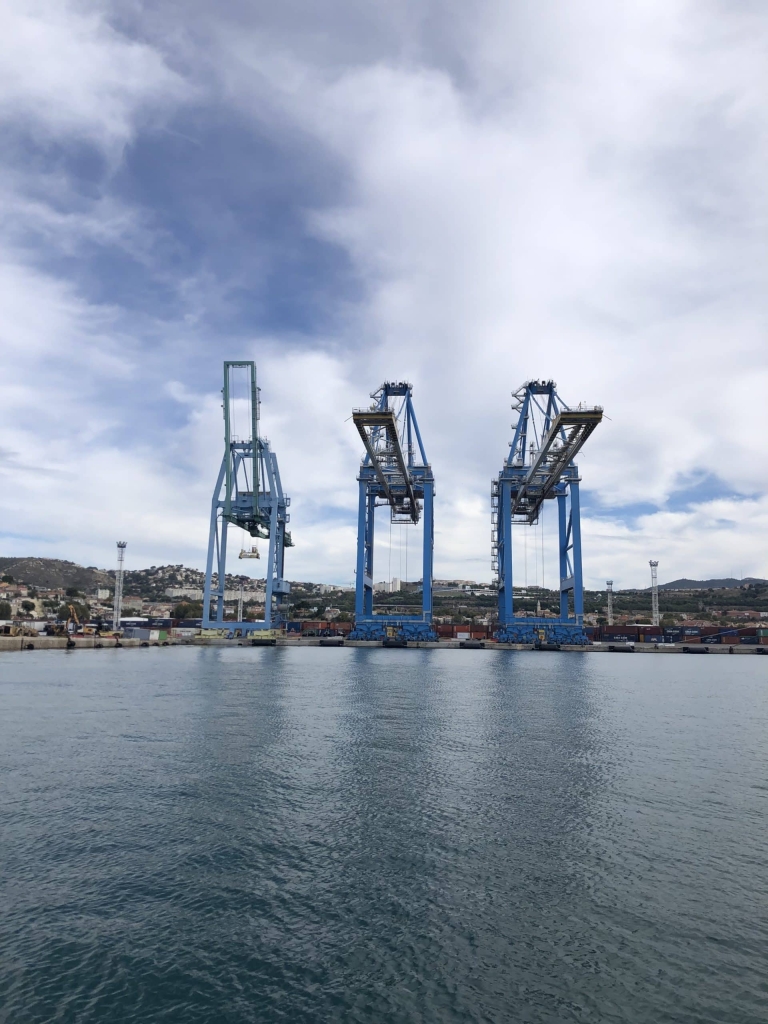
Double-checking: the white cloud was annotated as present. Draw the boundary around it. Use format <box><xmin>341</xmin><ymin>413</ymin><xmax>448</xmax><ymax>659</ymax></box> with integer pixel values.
<box><xmin>209</xmin><ymin>2</ymin><xmax>767</xmax><ymax>583</ymax></box>
<box><xmin>0</xmin><ymin>1</ymin><xmax>190</xmax><ymax>149</ymax></box>
<box><xmin>1</xmin><ymin>1</ymin><xmax>766</xmax><ymax>589</ymax></box>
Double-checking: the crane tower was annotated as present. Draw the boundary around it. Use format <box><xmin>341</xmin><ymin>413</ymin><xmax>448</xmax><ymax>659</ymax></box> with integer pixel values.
<box><xmin>203</xmin><ymin>362</ymin><xmax>293</xmax><ymax>633</ymax></box>
<box><xmin>492</xmin><ymin>380</ymin><xmax>603</xmax><ymax>645</ymax></box>
<box><xmin>349</xmin><ymin>381</ymin><xmax>436</xmax><ymax>641</ymax></box>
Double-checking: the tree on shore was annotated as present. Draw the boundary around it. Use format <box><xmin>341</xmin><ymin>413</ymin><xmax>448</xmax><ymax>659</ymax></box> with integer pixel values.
<box><xmin>173</xmin><ymin>602</ymin><xmax>203</xmax><ymax>620</ymax></box>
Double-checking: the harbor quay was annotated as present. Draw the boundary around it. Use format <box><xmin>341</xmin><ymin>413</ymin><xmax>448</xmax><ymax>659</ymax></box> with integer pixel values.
<box><xmin>1</xmin><ymin>635</ymin><xmax>764</xmax><ymax>655</ymax></box>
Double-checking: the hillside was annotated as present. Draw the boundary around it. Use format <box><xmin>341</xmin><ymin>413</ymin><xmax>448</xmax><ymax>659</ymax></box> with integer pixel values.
<box><xmin>0</xmin><ymin>557</ymin><xmax>112</xmax><ymax>590</ymax></box>
<box><xmin>658</xmin><ymin>577</ymin><xmax>768</xmax><ymax>590</ymax></box>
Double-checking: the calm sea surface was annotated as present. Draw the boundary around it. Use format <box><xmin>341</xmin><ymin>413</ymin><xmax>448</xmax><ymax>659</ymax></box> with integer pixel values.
<box><xmin>1</xmin><ymin>647</ymin><xmax>766</xmax><ymax>1023</ymax></box>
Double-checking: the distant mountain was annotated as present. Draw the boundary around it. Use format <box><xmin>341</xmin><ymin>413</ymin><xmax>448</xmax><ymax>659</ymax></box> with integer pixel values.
<box><xmin>658</xmin><ymin>577</ymin><xmax>768</xmax><ymax>591</ymax></box>
<box><xmin>0</xmin><ymin>557</ymin><xmax>111</xmax><ymax>590</ymax></box>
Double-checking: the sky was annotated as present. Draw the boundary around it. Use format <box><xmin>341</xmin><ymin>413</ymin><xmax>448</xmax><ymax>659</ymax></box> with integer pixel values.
<box><xmin>0</xmin><ymin>0</ymin><xmax>766</xmax><ymax>589</ymax></box>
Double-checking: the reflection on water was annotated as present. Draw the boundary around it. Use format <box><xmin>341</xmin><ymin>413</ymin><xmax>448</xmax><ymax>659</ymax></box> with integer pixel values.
<box><xmin>1</xmin><ymin>647</ymin><xmax>766</xmax><ymax>1023</ymax></box>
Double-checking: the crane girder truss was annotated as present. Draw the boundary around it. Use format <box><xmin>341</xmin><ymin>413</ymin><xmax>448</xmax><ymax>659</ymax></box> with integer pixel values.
<box><xmin>203</xmin><ymin>362</ymin><xmax>292</xmax><ymax>633</ymax></box>
<box><xmin>352</xmin><ymin>408</ymin><xmax>419</xmax><ymax>523</ymax></box>
<box><xmin>493</xmin><ymin>379</ymin><xmax>603</xmax><ymax>645</ymax></box>
<box><xmin>509</xmin><ymin>408</ymin><xmax>603</xmax><ymax>523</ymax></box>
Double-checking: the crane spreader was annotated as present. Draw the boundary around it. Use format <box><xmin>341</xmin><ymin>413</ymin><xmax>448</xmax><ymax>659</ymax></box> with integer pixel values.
<box><xmin>492</xmin><ymin>380</ymin><xmax>602</xmax><ymax>644</ymax></box>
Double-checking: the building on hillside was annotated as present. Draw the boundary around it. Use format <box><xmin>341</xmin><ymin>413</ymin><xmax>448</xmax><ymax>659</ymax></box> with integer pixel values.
<box><xmin>147</xmin><ymin>604</ymin><xmax>174</xmax><ymax>617</ymax></box>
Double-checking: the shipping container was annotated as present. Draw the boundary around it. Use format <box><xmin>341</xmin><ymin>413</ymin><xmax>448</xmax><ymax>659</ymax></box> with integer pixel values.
<box><xmin>123</xmin><ymin>627</ymin><xmax>151</xmax><ymax>640</ymax></box>
<box><xmin>738</xmin><ymin>627</ymin><xmax>757</xmax><ymax>636</ymax></box>
<box><xmin>287</xmin><ymin>621</ymin><xmax>302</xmax><ymax>633</ymax></box>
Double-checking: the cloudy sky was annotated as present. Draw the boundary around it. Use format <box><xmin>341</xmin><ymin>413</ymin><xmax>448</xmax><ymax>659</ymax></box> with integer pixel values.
<box><xmin>1</xmin><ymin>0</ymin><xmax>766</xmax><ymax>589</ymax></box>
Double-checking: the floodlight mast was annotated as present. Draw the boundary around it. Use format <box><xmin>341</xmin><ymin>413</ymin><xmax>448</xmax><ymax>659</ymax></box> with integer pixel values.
<box><xmin>649</xmin><ymin>561</ymin><xmax>660</xmax><ymax>626</ymax></box>
<box><xmin>492</xmin><ymin>380</ymin><xmax>603</xmax><ymax>645</ymax></box>
<box><xmin>203</xmin><ymin>362</ymin><xmax>293</xmax><ymax>633</ymax></box>
<box><xmin>349</xmin><ymin>381</ymin><xmax>436</xmax><ymax>641</ymax></box>
<box><xmin>112</xmin><ymin>541</ymin><xmax>127</xmax><ymax>629</ymax></box>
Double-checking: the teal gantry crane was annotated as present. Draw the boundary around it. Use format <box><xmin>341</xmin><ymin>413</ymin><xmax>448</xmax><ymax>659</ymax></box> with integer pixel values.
<box><xmin>202</xmin><ymin>362</ymin><xmax>293</xmax><ymax>632</ymax></box>
<box><xmin>349</xmin><ymin>381</ymin><xmax>436</xmax><ymax>641</ymax></box>
<box><xmin>492</xmin><ymin>380</ymin><xmax>602</xmax><ymax>644</ymax></box>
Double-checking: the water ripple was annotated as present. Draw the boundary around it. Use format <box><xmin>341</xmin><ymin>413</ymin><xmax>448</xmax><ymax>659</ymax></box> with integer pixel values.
<box><xmin>1</xmin><ymin>648</ymin><xmax>766</xmax><ymax>1022</ymax></box>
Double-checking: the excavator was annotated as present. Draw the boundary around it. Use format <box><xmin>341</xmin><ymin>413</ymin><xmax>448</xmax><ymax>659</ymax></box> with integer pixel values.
<box><xmin>47</xmin><ymin>603</ymin><xmax>83</xmax><ymax>638</ymax></box>
<box><xmin>66</xmin><ymin>604</ymin><xmax>80</xmax><ymax>634</ymax></box>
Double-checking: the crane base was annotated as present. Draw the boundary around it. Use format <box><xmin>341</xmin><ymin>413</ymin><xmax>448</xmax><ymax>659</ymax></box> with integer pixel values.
<box><xmin>350</xmin><ymin>621</ymin><xmax>438</xmax><ymax>642</ymax></box>
<box><xmin>495</xmin><ymin>623</ymin><xmax>590</xmax><ymax>646</ymax></box>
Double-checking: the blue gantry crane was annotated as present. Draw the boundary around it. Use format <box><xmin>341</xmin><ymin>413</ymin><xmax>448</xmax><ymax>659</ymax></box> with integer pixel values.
<box><xmin>349</xmin><ymin>382</ymin><xmax>437</xmax><ymax>641</ymax></box>
<box><xmin>203</xmin><ymin>361</ymin><xmax>292</xmax><ymax>632</ymax></box>
<box><xmin>492</xmin><ymin>380</ymin><xmax>602</xmax><ymax>645</ymax></box>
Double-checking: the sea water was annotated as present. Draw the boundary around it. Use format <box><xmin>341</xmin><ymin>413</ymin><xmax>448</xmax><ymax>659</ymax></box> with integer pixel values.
<box><xmin>1</xmin><ymin>647</ymin><xmax>766</xmax><ymax>1023</ymax></box>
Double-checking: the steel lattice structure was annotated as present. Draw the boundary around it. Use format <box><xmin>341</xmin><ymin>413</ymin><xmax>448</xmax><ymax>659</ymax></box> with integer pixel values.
<box><xmin>203</xmin><ymin>362</ymin><xmax>292</xmax><ymax>633</ymax></box>
<box><xmin>349</xmin><ymin>382</ymin><xmax>436</xmax><ymax>641</ymax></box>
<box><xmin>493</xmin><ymin>380</ymin><xmax>602</xmax><ymax>645</ymax></box>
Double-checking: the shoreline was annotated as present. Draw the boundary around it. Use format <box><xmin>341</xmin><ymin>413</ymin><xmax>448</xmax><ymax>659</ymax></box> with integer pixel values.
<box><xmin>1</xmin><ymin>636</ymin><xmax>763</xmax><ymax>655</ymax></box>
